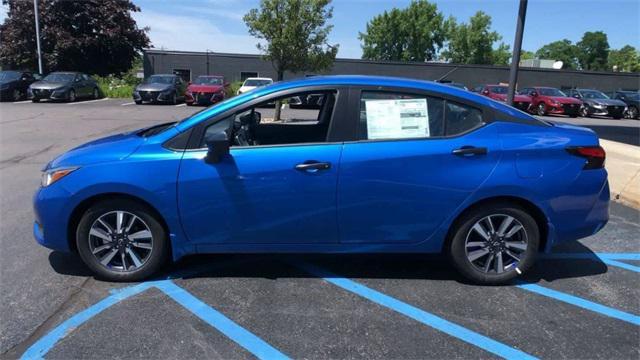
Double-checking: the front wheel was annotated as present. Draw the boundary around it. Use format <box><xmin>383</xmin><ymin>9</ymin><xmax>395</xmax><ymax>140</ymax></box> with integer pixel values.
<box><xmin>68</xmin><ymin>89</ymin><xmax>76</xmax><ymax>102</ymax></box>
<box><xmin>448</xmin><ymin>203</ymin><xmax>539</xmax><ymax>284</ymax></box>
<box><xmin>579</xmin><ymin>106</ymin><xmax>589</xmax><ymax>118</ymax></box>
<box><xmin>12</xmin><ymin>89</ymin><xmax>22</xmax><ymax>101</ymax></box>
<box><xmin>76</xmin><ymin>199</ymin><xmax>169</xmax><ymax>282</ymax></box>
<box><xmin>93</xmin><ymin>87</ymin><xmax>100</xmax><ymax>99</ymax></box>
<box><xmin>626</xmin><ymin>106</ymin><xmax>638</xmax><ymax>119</ymax></box>
<box><xmin>536</xmin><ymin>103</ymin><xmax>547</xmax><ymax>116</ymax></box>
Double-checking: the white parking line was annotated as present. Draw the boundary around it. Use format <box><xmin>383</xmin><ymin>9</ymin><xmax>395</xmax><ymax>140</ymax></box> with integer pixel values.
<box><xmin>175</xmin><ymin>103</ymin><xmax>187</xmax><ymax>107</ymax></box>
<box><xmin>121</xmin><ymin>102</ymin><xmax>136</xmax><ymax>106</ymax></box>
<box><xmin>67</xmin><ymin>98</ymin><xmax>110</xmax><ymax>105</ymax></box>
<box><xmin>12</xmin><ymin>100</ymin><xmax>32</xmax><ymax>104</ymax></box>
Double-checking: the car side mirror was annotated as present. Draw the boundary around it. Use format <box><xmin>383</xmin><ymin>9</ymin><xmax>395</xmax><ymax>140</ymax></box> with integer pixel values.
<box><xmin>530</xmin><ymin>91</ymin><xmax>538</xmax><ymax>97</ymax></box>
<box><xmin>481</xmin><ymin>89</ymin><xmax>490</xmax><ymax>95</ymax></box>
<box><xmin>573</xmin><ymin>94</ymin><xmax>581</xmax><ymax>99</ymax></box>
<box><xmin>204</xmin><ymin>131</ymin><xmax>230</xmax><ymax>164</ymax></box>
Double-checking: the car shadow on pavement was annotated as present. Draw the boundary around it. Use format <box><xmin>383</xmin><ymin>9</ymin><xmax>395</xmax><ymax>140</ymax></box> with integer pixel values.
<box><xmin>48</xmin><ymin>241</ymin><xmax>608</xmax><ymax>285</ymax></box>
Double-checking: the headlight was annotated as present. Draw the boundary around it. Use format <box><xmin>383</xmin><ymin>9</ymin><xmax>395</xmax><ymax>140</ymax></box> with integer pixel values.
<box><xmin>593</xmin><ymin>103</ymin><xmax>605</xmax><ymax>109</ymax></box>
<box><xmin>41</xmin><ymin>167</ymin><xmax>78</xmax><ymax>187</ymax></box>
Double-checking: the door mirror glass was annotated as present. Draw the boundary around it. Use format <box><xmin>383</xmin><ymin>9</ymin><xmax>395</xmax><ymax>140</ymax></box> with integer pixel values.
<box><xmin>530</xmin><ymin>91</ymin><xmax>538</xmax><ymax>97</ymax></box>
<box><xmin>573</xmin><ymin>94</ymin><xmax>581</xmax><ymax>98</ymax></box>
<box><xmin>481</xmin><ymin>89</ymin><xmax>490</xmax><ymax>95</ymax></box>
<box><xmin>204</xmin><ymin>131</ymin><xmax>230</xmax><ymax>163</ymax></box>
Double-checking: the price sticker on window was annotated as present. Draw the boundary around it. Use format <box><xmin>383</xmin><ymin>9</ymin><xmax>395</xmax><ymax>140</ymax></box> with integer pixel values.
<box><xmin>364</xmin><ymin>98</ymin><xmax>430</xmax><ymax>139</ymax></box>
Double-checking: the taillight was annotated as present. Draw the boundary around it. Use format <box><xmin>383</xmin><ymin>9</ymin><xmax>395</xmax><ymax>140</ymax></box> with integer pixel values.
<box><xmin>566</xmin><ymin>146</ymin><xmax>606</xmax><ymax>170</ymax></box>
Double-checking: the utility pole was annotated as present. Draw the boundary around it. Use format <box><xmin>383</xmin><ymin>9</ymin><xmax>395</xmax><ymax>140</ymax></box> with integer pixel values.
<box><xmin>33</xmin><ymin>0</ymin><xmax>44</xmax><ymax>74</ymax></box>
<box><xmin>206</xmin><ymin>49</ymin><xmax>210</xmax><ymax>75</ymax></box>
<box><xmin>507</xmin><ymin>0</ymin><xmax>528</xmax><ymax>106</ymax></box>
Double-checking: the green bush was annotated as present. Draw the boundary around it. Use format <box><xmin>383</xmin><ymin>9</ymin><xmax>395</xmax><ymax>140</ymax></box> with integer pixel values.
<box><xmin>95</xmin><ymin>74</ymin><xmax>141</xmax><ymax>99</ymax></box>
<box><xmin>225</xmin><ymin>81</ymin><xmax>243</xmax><ymax>98</ymax></box>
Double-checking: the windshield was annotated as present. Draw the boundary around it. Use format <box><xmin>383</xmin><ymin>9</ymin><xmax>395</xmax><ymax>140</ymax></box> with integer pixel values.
<box><xmin>145</xmin><ymin>75</ymin><xmax>175</xmax><ymax>84</ymax></box>
<box><xmin>244</xmin><ymin>79</ymin><xmax>272</xmax><ymax>87</ymax></box>
<box><xmin>620</xmin><ymin>92</ymin><xmax>640</xmax><ymax>100</ymax></box>
<box><xmin>44</xmin><ymin>73</ymin><xmax>75</xmax><ymax>82</ymax></box>
<box><xmin>0</xmin><ymin>71</ymin><xmax>21</xmax><ymax>81</ymax></box>
<box><xmin>580</xmin><ymin>90</ymin><xmax>608</xmax><ymax>99</ymax></box>
<box><xmin>539</xmin><ymin>88</ymin><xmax>567</xmax><ymax>97</ymax></box>
<box><xmin>489</xmin><ymin>86</ymin><xmax>508</xmax><ymax>94</ymax></box>
<box><xmin>194</xmin><ymin>76</ymin><xmax>223</xmax><ymax>85</ymax></box>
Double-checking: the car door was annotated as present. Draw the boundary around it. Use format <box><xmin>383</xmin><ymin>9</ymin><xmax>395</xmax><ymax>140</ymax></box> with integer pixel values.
<box><xmin>176</xmin><ymin>88</ymin><xmax>346</xmax><ymax>246</ymax></box>
<box><xmin>337</xmin><ymin>88</ymin><xmax>501</xmax><ymax>244</ymax></box>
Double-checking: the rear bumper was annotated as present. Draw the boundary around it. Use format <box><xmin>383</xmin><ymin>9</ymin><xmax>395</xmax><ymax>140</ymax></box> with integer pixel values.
<box><xmin>546</xmin><ymin>174</ymin><xmax>610</xmax><ymax>251</ymax></box>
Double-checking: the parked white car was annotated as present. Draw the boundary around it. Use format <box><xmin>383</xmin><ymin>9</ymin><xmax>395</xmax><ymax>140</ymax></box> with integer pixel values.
<box><xmin>237</xmin><ymin>77</ymin><xmax>273</xmax><ymax>95</ymax></box>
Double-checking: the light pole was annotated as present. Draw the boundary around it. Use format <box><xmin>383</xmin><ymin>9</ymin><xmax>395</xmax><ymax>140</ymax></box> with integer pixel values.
<box><xmin>33</xmin><ymin>0</ymin><xmax>43</xmax><ymax>74</ymax></box>
<box><xmin>507</xmin><ymin>0</ymin><xmax>528</xmax><ymax>106</ymax></box>
<box><xmin>206</xmin><ymin>49</ymin><xmax>211</xmax><ymax>75</ymax></box>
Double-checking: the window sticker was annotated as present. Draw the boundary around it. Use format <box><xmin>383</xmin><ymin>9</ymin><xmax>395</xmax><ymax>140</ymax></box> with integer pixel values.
<box><xmin>364</xmin><ymin>98</ymin><xmax>430</xmax><ymax>139</ymax></box>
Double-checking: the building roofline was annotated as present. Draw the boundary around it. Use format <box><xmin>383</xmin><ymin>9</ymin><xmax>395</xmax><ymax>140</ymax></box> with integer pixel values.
<box><xmin>142</xmin><ymin>48</ymin><xmax>640</xmax><ymax>77</ymax></box>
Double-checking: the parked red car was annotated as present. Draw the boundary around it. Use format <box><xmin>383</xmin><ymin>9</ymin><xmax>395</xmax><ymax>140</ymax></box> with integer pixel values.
<box><xmin>472</xmin><ymin>84</ymin><xmax>532</xmax><ymax>112</ymax></box>
<box><xmin>518</xmin><ymin>87</ymin><xmax>581</xmax><ymax>117</ymax></box>
<box><xmin>185</xmin><ymin>75</ymin><xmax>228</xmax><ymax>106</ymax></box>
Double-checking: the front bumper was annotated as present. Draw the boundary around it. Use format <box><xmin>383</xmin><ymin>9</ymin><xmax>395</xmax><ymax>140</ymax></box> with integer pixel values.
<box><xmin>33</xmin><ymin>184</ymin><xmax>74</xmax><ymax>252</ymax></box>
<box><xmin>546</xmin><ymin>103</ymin><xmax>580</xmax><ymax>115</ymax></box>
<box><xmin>584</xmin><ymin>104</ymin><xmax>626</xmax><ymax>118</ymax></box>
<box><xmin>29</xmin><ymin>88</ymin><xmax>70</xmax><ymax>101</ymax></box>
<box><xmin>185</xmin><ymin>92</ymin><xmax>224</xmax><ymax>105</ymax></box>
<box><xmin>133</xmin><ymin>90</ymin><xmax>174</xmax><ymax>103</ymax></box>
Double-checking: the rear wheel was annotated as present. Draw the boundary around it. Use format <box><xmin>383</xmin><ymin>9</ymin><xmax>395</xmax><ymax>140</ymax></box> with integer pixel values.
<box><xmin>76</xmin><ymin>199</ymin><xmax>169</xmax><ymax>282</ymax></box>
<box><xmin>448</xmin><ymin>203</ymin><xmax>539</xmax><ymax>284</ymax></box>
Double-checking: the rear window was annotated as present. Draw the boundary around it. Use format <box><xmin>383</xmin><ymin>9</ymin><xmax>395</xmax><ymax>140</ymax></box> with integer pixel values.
<box><xmin>359</xmin><ymin>91</ymin><xmax>484</xmax><ymax>140</ymax></box>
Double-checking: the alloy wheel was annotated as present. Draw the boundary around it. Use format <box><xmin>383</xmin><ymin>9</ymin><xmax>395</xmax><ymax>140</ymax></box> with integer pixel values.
<box><xmin>464</xmin><ymin>214</ymin><xmax>528</xmax><ymax>274</ymax></box>
<box><xmin>627</xmin><ymin>106</ymin><xmax>638</xmax><ymax>119</ymax></box>
<box><xmin>580</xmin><ymin>106</ymin><xmax>589</xmax><ymax>117</ymax></box>
<box><xmin>537</xmin><ymin>103</ymin><xmax>546</xmax><ymax>116</ymax></box>
<box><xmin>69</xmin><ymin>90</ymin><xmax>76</xmax><ymax>102</ymax></box>
<box><xmin>12</xmin><ymin>89</ymin><xmax>21</xmax><ymax>101</ymax></box>
<box><xmin>88</xmin><ymin>211</ymin><xmax>154</xmax><ymax>272</ymax></box>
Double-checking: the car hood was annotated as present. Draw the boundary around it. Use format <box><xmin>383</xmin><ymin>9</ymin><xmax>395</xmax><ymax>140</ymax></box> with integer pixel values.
<box><xmin>547</xmin><ymin>96</ymin><xmax>582</xmax><ymax>104</ymax></box>
<box><xmin>136</xmin><ymin>83</ymin><xmax>172</xmax><ymax>92</ymax></box>
<box><xmin>238</xmin><ymin>85</ymin><xmax>256</xmax><ymax>93</ymax></box>
<box><xmin>46</xmin><ymin>131</ymin><xmax>145</xmax><ymax>170</ymax></box>
<box><xmin>30</xmin><ymin>81</ymin><xmax>69</xmax><ymax>90</ymax></box>
<box><xmin>188</xmin><ymin>84</ymin><xmax>224</xmax><ymax>93</ymax></box>
<box><xmin>0</xmin><ymin>79</ymin><xmax>17</xmax><ymax>86</ymax></box>
<box><xmin>583</xmin><ymin>98</ymin><xmax>627</xmax><ymax>106</ymax></box>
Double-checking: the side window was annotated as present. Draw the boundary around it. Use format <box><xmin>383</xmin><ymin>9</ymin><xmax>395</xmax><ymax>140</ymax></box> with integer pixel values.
<box><xmin>359</xmin><ymin>91</ymin><xmax>445</xmax><ymax>140</ymax></box>
<box><xmin>203</xmin><ymin>90</ymin><xmax>337</xmax><ymax>148</ymax></box>
<box><xmin>201</xmin><ymin>116</ymin><xmax>233</xmax><ymax>147</ymax></box>
<box><xmin>82</xmin><ymin>74</ymin><xmax>90</xmax><ymax>81</ymax></box>
<box><xmin>445</xmin><ymin>101</ymin><xmax>483</xmax><ymax>136</ymax></box>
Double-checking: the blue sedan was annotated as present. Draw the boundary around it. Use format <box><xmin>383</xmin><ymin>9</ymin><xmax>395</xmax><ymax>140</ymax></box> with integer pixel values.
<box><xmin>34</xmin><ymin>75</ymin><xmax>609</xmax><ymax>284</ymax></box>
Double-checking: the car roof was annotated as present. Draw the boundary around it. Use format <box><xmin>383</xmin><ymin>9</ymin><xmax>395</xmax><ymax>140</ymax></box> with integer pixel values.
<box><xmin>48</xmin><ymin>71</ymin><xmax>80</xmax><ymax>75</ymax></box>
<box><xmin>245</xmin><ymin>77</ymin><xmax>272</xmax><ymax>81</ymax></box>
<box><xmin>176</xmin><ymin>75</ymin><xmax>537</xmax><ymax>131</ymax></box>
<box><xmin>150</xmin><ymin>74</ymin><xmax>177</xmax><ymax>77</ymax></box>
<box><xmin>196</xmin><ymin>75</ymin><xmax>223</xmax><ymax>78</ymax></box>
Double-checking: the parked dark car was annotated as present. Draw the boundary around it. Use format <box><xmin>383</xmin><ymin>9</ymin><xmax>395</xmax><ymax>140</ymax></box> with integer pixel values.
<box><xmin>473</xmin><ymin>84</ymin><xmax>532</xmax><ymax>112</ymax></box>
<box><xmin>565</xmin><ymin>89</ymin><xmax>627</xmax><ymax>119</ymax></box>
<box><xmin>518</xmin><ymin>87</ymin><xmax>581</xmax><ymax>117</ymax></box>
<box><xmin>437</xmin><ymin>80</ymin><xmax>468</xmax><ymax>90</ymax></box>
<box><xmin>28</xmin><ymin>72</ymin><xmax>100</xmax><ymax>103</ymax></box>
<box><xmin>133</xmin><ymin>74</ymin><xmax>186</xmax><ymax>105</ymax></box>
<box><xmin>0</xmin><ymin>70</ymin><xmax>39</xmax><ymax>101</ymax></box>
<box><xmin>185</xmin><ymin>75</ymin><xmax>227</xmax><ymax>106</ymax></box>
<box><xmin>606</xmin><ymin>90</ymin><xmax>640</xmax><ymax>119</ymax></box>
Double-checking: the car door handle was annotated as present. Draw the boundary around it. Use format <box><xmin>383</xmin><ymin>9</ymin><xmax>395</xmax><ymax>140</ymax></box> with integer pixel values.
<box><xmin>295</xmin><ymin>161</ymin><xmax>331</xmax><ymax>172</ymax></box>
<box><xmin>452</xmin><ymin>146</ymin><xmax>488</xmax><ymax>156</ymax></box>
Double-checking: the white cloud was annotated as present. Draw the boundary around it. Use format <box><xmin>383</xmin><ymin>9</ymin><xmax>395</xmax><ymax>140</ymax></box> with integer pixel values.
<box><xmin>134</xmin><ymin>10</ymin><xmax>261</xmax><ymax>54</ymax></box>
<box><xmin>0</xmin><ymin>3</ymin><xmax>8</xmax><ymax>23</ymax></box>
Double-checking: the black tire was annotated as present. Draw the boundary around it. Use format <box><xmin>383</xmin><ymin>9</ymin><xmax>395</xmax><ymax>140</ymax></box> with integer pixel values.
<box><xmin>93</xmin><ymin>87</ymin><xmax>100</xmax><ymax>99</ymax></box>
<box><xmin>612</xmin><ymin>116</ymin><xmax>622</xmax><ymax>120</ymax></box>
<box><xmin>135</xmin><ymin>100</ymin><xmax>143</xmax><ymax>105</ymax></box>
<box><xmin>579</xmin><ymin>106</ymin><xmax>589</xmax><ymax>118</ymax></box>
<box><xmin>569</xmin><ymin>113</ymin><xmax>578</xmax><ymax>118</ymax></box>
<box><xmin>627</xmin><ymin>106</ymin><xmax>638</xmax><ymax>119</ymax></box>
<box><xmin>76</xmin><ymin>198</ymin><xmax>169</xmax><ymax>282</ymax></box>
<box><xmin>12</xmin><ymin>89</ymin><xmax>22</xmax><ymax>101</ymax></box>
<box><xmin>448</xmin><ymin>202</ymin><xmax>539</xmax><ymax>285</ymax></box>
<box><xmin>68</xmin><ymin>89</ymin><xmax>76</xmax><ymax>102</ymax></box>
<box><xmin>32</xmin><ymin>98</ymin><xmax>40</xmax><ymax>103</ymax></box>
<box><xmin>536</xmin><ymin>103</ymin><xmax>546</xmax><ymax>116</ymax></box>
<box><xmin>170</xmin><ymin>92</ymin><xmax>177</xmax><ymax>105</ymax></box>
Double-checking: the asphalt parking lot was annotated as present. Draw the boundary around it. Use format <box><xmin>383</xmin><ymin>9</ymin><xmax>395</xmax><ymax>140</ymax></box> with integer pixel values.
<box><xmin>1</xmin><ymin>98</ymin><xmax>639</xmax><ymax>359</ymax></box>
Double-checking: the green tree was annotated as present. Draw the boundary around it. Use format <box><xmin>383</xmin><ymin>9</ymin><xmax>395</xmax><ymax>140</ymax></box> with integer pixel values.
<box><xmin>520</xmin><ymin>50</ymin><xmax>535</xmax><ymax>60</ymax></box>
<box><xmin>492</xmin><ymin>43</ymin><xmax>511</xmax><ymax>66</ymax></box>
<box><xmin>442</xmin><ymin>11</ymin><xmax>503</xmax><ymax>65</ymax></box>
<box><xmin>359</xmin><ymin>0</ymin><xmax>446</xmax><ymax>62</ymax></box>
<box><xmin>244</xmin><ymin>0</ymin><xmax>338</xmax><ymax>81</ymax></box>
<box><xmin>535</xmin><ymin>40</ymin><xmax>578</xmax><ymax>69</ymax></box>
<box><xmin>0</xmin><ymin>0</ymin><xmax>149</xmax><ymax>75</ymax></box>
<box><xmin>576</xmin><ymin>31</ymin><xmax>610</xmax><ymax>71</ymax></box>
<box><xmin>608</xmin><ymin>45</ymin><xmax>639</xmax><ymax>72</ymax></box>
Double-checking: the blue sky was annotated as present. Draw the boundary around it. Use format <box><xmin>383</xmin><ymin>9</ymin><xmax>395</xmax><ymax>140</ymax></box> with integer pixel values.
<box><xmin>1</xmin><ymin>0</ymin><xmax>638</xmax><ymax>59</ymax></box>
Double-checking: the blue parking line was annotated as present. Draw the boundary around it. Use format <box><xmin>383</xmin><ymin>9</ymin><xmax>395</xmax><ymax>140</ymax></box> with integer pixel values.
<box><xmin>295</xmin><ymin>261</ymin><xmax>537</xmax><ymax>360</ymax></box>
<box><xmin>20</xmin><ymin>282</ymin><xmax>154</xmax><ymax>360</ymax></box>
<box><xmin>542</xmin><ymin>253</ymin><xmax>640</xmax><ymax>261</ymax></box>
<box><xmin>156</xmin><ymin>281</ymin><xmax>290</xmax><ymax>360</ymax></box>
<box><xmin>600</xmin><ymin>258</ymin><xmax>640</xmax><ymax>273</ymax></box>
<box><xmin>516</xmin><ymin>283</ymin><xmax>640</xmax><ymax>326</ymax></box>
